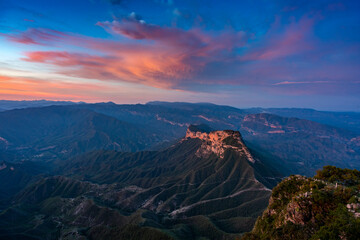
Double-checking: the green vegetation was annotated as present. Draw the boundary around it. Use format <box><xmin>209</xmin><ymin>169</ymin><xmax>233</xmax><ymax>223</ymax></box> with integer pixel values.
<box><xmin>314</xmin><ymin>165</ymin><xmax>360</xmax><ymax>186</ymax></box>
<box><xmin>242</xmin><ymin>166</ymin><xmax>360</xmax><ymax>240</ymax></box>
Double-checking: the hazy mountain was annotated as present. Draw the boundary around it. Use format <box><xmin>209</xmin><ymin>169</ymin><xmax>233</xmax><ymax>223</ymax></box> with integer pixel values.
<box><xmin>72</xmin><ymin>101</ymin><xmax>247</xmax><ymax>142</ymax></box>
<box><xmin>240</xmin><ymin>113</ymin><xmax>360</xmax><ymax>176</ymax></box>
<box><xmin>250</xmin><ymin>108</ymin><xmax>360</xmax><ymax>134</ymax></box>
<box><xmin>77</xmin><ymin>102</ymin><xmax>360</xmax><ymax>176</ymax></box>
<box><xmin>1</xmin><ymin>100</ymin><xmax>359</xmax><ymax>134</ymax></box>
<box><xmin>1</xmin><ymin>102</ymin><xmax>359</xmax><ymax>176</ymax></box>
<box><xmin>0</xmin><ymin>125</ymin><xmax>281</xmax><ymax>240</ymax></box>
<box><xmin>146</xmin><ymin>102</ymin><xmax>360</xmax><ymax>133</ymax></box>
<box><xmin>0</xmin><ymin>100</ymin><xmax>79</xmax><ymax>111</ymax></box>
<box><xmin>0</xmin><ymin>106</ymin><xmax>163</xmax><ymax>160</ymax></box>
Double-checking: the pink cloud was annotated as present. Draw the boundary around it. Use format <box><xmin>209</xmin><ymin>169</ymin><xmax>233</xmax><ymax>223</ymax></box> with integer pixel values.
<box><xmin>14</xmin><ymin>20</ymin><xmax>246</xmax><ymax>89</ymax></box>
<box><xmin>3</xmin><ymin>13</ymin><xmax>358</xmax><ymax>96</ymax></box>
<box><xmin>3</xmin><ymin>28</ymin><xmax>68</xmax><ymax>45</ymax></box>
<box><xmin>97</xmin><ymin>17</ymin><xmax>246</xmax><ymax>57</ymax></box>
<box><xmin>241</xmin><ymin>15</ymin><xmax>316</xmax><ymax>61</ymax></box>
<box><xmin>97</xmin><ymin>18</ymin><xmax>208</xmax><ymax>50</ymax></box>
<box><xmin>3</xmin><ymin>15</ymin><xmax>320</xmax><ymax>91</ymax></box>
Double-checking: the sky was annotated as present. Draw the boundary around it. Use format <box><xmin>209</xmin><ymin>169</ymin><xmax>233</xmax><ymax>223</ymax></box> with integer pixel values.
<box><xmin>0</xmin><ymin>0</ymin><xmax>359</xmax><ymax>111</ymax></box>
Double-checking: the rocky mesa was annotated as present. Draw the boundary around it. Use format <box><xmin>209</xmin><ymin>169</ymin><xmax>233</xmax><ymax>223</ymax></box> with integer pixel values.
<box><xmin>185</xmin><ymin>124</ymin><xmax>255</xmax><ymax>163</ymax></box>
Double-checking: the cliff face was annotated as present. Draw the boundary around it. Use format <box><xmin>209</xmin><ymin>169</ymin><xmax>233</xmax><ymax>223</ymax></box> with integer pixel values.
<box><xmin>185</xmin><ymin>126</ymin><xmax>255</xmax><ymax>162</ymax></box>
<box><xmin>242</xmin><ymin>166</ymin><xmax>360</xmax><ymax>240</ymax></box>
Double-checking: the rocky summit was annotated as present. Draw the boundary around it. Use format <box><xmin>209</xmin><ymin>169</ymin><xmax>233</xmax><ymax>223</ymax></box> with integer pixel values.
<box><xmin>185</xmin><ymin>124</ymin><xmax>255</xmax><ymax>162</ymax></box>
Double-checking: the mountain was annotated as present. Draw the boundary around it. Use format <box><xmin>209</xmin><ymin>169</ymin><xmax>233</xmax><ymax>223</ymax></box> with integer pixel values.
<box><xmin>145</xmin><ymin>102</ymin><xmax>360</xmax><ymax>133</ymax></box>
<box><xmin>75</xmin><ymin>102</ymin><xmax>360</xmax><ymax>176</ymax></box>
<box><xmin>0</xmin><ymin>101</ymin><xmax>359</xmax><ymax>176</ymax></box>
<box><xmin>251</xmin><ymin>108</ymin><xmax>360</xmax><ymax>134</ymax></box>
<box><xmin>0</xmin><ymin>100</ymin><xmax>79</xmax><ymax>111</ymax></box>
<box><xmin>240</xmin><ymin>113</ymin><xmax>360</xmax><ymax>176</ymax></box>
<box><xmin>0</xmin><ymin>125</ymin><xmax>281</xmax><ymax>240</ymax></box>
<box><xmin>58</xmin><ymin>125</ymin><xmax>281</xmax><ymax>220</ymax></box>
<box><xmin>242</xmin><ymin>166</ymin><xmax>360</xmax><ymax>240</ymax></box>
<box><xmin>0</xmin><ymin>101</ymin><xmax>359</xmax><ymax>239</ymax></box>
<box><xmin>0</xmin><ymin>105</ymin><xmax>162</xmax><ymax>160</ymax></box>
<box><xmin>72</xmin><ymin>101</ymin><xmax>247</xmax><ymax>143</ymax></box>
<box><xmin>1</xmin><ymin>100</ymin><xmax>359</xmax><ymax>134</ymax></box>
<box><xmin>0</xmin><ymin>160</ymin><xmax>51</xmax><ymax>209</ymax></box>
<box><xmin>145</xmin><ymin>102</ymin><xmax>360</xmax><ymax>134</ymax></box>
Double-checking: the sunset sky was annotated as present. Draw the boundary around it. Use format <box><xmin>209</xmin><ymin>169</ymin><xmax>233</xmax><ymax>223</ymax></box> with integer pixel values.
<box><xmin>0</xmin><ymin>0</ymin><xmax>359</xmax><ymax>111</ymax></box>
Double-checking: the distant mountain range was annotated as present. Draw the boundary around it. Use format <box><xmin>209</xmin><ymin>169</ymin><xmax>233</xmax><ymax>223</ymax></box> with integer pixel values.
<box><xmin>241</xmin><ymin>113</ymin><xmax>360</xmax><ymax>175</ymax></box>
<box><xmin>0</xmin><ymin>105</ymin><xmax>163</xmax><ymax>160</ymax></box>
<box><xmin>0</xmin><ymin>101</ymin><xmax>359</xmax><ymax>176</ymax></box>
<box><xmin>1</xmin><ymin>100</ymin><xmax>359</xmax><ymax>133</ymax></box>
<box><xmin>0</xmin><ymin>100</ymin><xmax>80</xmax><ymax>111</ymax></box>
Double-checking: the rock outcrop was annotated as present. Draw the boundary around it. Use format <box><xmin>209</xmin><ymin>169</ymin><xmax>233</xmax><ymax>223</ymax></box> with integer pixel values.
<box><xmin>242</xmin><ymin>166</ymin><xmax>360</xmax><ymax>240</ymax></box>
<box><xmin>185</xmin><ymin>124</ymin><xmax>255</xmax><ymax>162</ymax></box>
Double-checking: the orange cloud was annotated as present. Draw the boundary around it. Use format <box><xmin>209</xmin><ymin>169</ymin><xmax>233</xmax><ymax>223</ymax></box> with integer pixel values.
<box><xmin>0</xmin><ymin>75</ymin><xmax>111</xmax><ymax>101</ymax></box>
<box><xmin>6</xmin><ymin>13</ymin><xmax>353</xmax><ymax>96</ymax></box>
<box><xmin>6</xmin><ymin>19</ymin><xmax>246</xmax><ymax>90</ymax></box>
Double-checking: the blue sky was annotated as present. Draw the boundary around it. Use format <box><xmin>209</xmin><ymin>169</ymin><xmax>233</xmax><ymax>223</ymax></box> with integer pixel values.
<box><xmin>0</xmin><ymin>0</ymin><xmax>359</xmax><ymax>111</ymax></box>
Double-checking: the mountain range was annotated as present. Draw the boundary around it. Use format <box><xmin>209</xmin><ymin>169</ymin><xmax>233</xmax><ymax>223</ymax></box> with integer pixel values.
<box><xmin>0</xmin><ymin>125</ymin><xmax>280</xmax><ymax>239</ymax></box>
<box><xmin>0</xmin><ymin>100</ymin><xmax>79</xmax><ymax>111</ymax></box>
<box><xmin>0</xmin><ymin>100</ymin><xmax>359</xmax><ymax>239</ymax></box>
<box><xmin>0</xmin><ymin>101</ymin><xmax>359</xmax><ymax>176</ymax></box>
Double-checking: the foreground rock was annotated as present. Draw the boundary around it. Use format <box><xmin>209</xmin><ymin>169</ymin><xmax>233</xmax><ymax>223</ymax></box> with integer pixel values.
<box><xmin>242</xmin><ymin>166</ymin><xmax>360</xmax><ymax>240</ymax></box>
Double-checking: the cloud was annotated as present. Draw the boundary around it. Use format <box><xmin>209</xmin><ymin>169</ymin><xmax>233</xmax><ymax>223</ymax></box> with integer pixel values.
<box><xmin>3</xmin><ymin>28</ymin><xmax>68</xmax><ymax>45</ymax></box>
<box><xmin>3</xmin><ymin>10</ymin><xmax>359</xmax><ymax>96</ymax></box>
<box><xmin>10</xmin><ymin>18</ymin><xmax>246</xmax><ymax>90</ymax></box>
<box><xmin>273</xmin><ymin>80</ymin><xmax>332</xmax><ymax>85</ymax></box>
<box><xmin>0</xmin><ymin>74</ymin><xmax>107</xmax><ymax>100</ymax></box>
<box><xmin>97</xmin><ymin>17</ymin><xmax>207</xmax><ymax>49</ymax></box>
<box><xmin>241</xmin><ymin>15</ymin><xmax>316</xmax><ymax>61</ymax></box>
<box><xmin>268</xmin><ymin>80</ymin><xmax>360</xmax><ymax>96</ymax></box>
